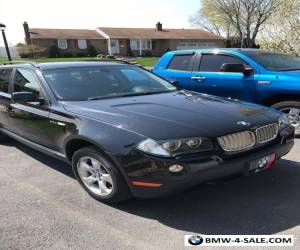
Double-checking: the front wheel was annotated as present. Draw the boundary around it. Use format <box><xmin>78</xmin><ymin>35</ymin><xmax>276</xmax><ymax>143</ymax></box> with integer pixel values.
<box><xmin>272</xmin><ymin>101</ymin><xmax>300</xmax><ymax>135</ymax></box>
<box><xmin>72</xmin><ymin>146</ymin><xmax>132</xmax><ymax>203</ymax></box>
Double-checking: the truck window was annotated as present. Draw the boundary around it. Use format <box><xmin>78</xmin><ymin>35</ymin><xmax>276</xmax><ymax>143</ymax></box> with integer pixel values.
<box><xmin>168</xmin><ymin>55</ymin><xmax>193</xmax><ymax>71</ymax></box>
<box><xmin>199</xmin><ymin>54</ymin><xmax>248</xmax><ymax>72</ymax></box>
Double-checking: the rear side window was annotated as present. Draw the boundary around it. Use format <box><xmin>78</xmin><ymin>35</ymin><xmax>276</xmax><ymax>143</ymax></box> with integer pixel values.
<box><xmin>0</xmin><ymin>68</ymin><xmax>12</xmax><ymax>93</ymax></box>
<box><xmin>13</xmin><ymin>69</ymin><xmax>41</xmax><ymax>97</ymax></box>
<box><xmin>199</xmin><ymin>54</ymin><xmax>248</xmax><ymax>72</ymax></box>
<box><xmin>168</xmin><ymin>54</ymin><xmax>193</xmax><ymax>71</ymax></box>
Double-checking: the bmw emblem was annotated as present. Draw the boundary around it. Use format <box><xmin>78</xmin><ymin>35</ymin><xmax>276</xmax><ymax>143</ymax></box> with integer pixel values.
<box><xmin>188</xmin><ymin>235</ymin><xmax>204</xmax><ymax>246</ymax></box>
<box><xmin>237</xmin><ymin>121</ymin><xmax>251</xmax><ymax>127</ymax></box>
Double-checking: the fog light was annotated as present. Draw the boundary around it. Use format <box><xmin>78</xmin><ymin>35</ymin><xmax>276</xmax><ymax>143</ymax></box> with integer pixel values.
<box><xmin>169</xmin><ymin>164</ymin><xmax>184</xmax><ymax>173</ymax></box>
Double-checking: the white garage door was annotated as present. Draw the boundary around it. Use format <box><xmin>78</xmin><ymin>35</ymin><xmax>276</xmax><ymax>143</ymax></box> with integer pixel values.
<box><xmin>176</xmin><ymin>42</ymin><xmax>218</xmax><ymax>50</ymax></box>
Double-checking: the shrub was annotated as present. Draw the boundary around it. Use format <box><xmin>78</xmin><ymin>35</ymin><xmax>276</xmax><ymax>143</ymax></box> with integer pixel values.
<box><xmin>76</xmin><ymin>52</ymin><xmax>88</xmax><ymax>57</ymax></box>
<box><xmin>87</xmin><ymin>45</ymin><xmax>97</xmax><ymax>57</ymax></box>
<box><xmin>144</xmin><ymin>51</ymin><xmax>153</xmax><ymax>57</ymax></box>
<box><xmin>127</xmin><ymin>47</ymin><xmax>133</xmax><ymax>57</ymax></box>
<box><xmin>16</xmin><ymin>43</ymin><xmax>46</xmax><ymax>58</ymax></box>
<box><xmin>62</xmin><ymin>52</ymin><xmax>73</xmax><ymax>58</ymax></box>
<box><xmin>49</xmin><ymin>45</ymin><xmax>60</xmax><ymax>58</ymax></box>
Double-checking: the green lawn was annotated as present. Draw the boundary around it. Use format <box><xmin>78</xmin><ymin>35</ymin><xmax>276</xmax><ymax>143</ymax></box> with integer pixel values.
<box><xmin>135</xmin><ymin>57</ymin><xmax>159</xmax><ymax>67</ymax></box>
<box><xmin>0</xmin><ymin>57</ymin><xmax>159</xmax><ymax>67</ymax></box>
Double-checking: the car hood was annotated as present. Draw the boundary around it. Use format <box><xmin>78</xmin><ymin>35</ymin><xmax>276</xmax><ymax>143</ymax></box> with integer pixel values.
<box><xmin>62</xmin><ymin>91</ymin><xmax>280</xmax><ymax>140</ymax></box>
<box><xmin>276</xmin><ymin>70</ymin><xmax>300</xmax><ymax>77</ymax></box>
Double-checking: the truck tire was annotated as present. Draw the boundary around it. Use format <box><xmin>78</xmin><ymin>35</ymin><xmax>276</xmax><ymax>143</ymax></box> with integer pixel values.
<box><xmin>272</xmin><ymin>101</ymin><xmax>300</xmax><ymax>135</ymax></box>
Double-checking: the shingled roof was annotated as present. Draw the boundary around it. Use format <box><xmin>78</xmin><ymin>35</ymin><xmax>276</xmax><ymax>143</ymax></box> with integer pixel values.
<box><xmin>98</xmin><ymin>27</ymin><xmax>225</xmax><ymax>40</ymax></box>
<box><xmin>29</xmin><ymin>28</ymin><xmax>105</xmax><ymax>39</ymax></box>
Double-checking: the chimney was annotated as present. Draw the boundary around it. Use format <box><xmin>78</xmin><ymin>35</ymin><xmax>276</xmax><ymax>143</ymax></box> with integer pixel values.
<box><xmin>156</xmin><ymin>22</ymin><xmax>162</xmax><ymax>31</ymax></box>
<box><xmin>23</xmin><ymin>21</ymin><xmax>31</xmax><ymax>44</ymax></box>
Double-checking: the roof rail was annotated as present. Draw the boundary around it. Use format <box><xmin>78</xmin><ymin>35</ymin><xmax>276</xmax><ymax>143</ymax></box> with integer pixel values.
<box><xmin>96</xmin><ymin>55</ymin><xmax>143</xmax><ymax>67</ymax></box>
<box><xmin>1</xmin><ymin>61</ymin><xmax>38</xmax><ymax>67</ymax></box>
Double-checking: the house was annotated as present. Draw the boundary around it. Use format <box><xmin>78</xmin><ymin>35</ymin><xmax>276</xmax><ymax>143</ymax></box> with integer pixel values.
<box><xmin>23</xmin><ymin>22</ymin><xmax>107</xmax><ymax>57</ymax></box>
<box><xmin>23</xmin><ymin>22</ymin><xmax>225</xmax><ymax>57</ymax></box>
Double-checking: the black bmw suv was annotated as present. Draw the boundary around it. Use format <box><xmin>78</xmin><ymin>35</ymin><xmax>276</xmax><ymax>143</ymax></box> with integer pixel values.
<box><xmin>0</xmin><ymin>61</ymin><xmax>295</xmax><ymax>203</ymax></box>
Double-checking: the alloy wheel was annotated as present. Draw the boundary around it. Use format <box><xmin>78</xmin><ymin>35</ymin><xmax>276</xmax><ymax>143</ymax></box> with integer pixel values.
<box><xmin>77</xmin><ymin>156</ymin><xmax>114</xmax><ymax>196</ymax></box>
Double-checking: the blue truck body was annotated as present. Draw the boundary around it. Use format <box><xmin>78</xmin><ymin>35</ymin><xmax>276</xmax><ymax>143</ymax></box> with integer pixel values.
<box><xmin>152</xmin><ymin>48</ymin><xmax>300</xmax><ymax>106</ymax></box>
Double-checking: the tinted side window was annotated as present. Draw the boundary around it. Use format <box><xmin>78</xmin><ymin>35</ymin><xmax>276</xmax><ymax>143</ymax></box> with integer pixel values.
<box><xmin>199</xmin><ymin>54</ymin><xmax>248</xmax><ymax>72</ymax></box>
<box><xmin>168</xmin><ymin>55</ymin><xmax>193</xmax><ymax>71</ymax></box>
<box><xmin>0</xmin><ymin>68</ymin><xmax>12</xmax><ymax>93</ymax></box>
<box><xmin>13</xmin><ymin>69</ymin><xmax>41</xmax><ymax>97</ymax></box>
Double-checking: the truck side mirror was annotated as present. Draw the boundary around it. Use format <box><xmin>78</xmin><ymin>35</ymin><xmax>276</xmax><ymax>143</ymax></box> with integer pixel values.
<box><xmin>220</xmin><ymin>63</ymin><xmax>254</xmax><ymax>75</ymax></box>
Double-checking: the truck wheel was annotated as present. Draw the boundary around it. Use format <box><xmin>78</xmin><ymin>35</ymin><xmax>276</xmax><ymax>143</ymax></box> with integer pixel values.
<box><xmin>72</xmin><ymin>146</ymin><xmax>132</xmax><ymax>203</ymax></box>
<box><xmin>272</xmin><ymin>101</ymin><xmax>300</xmax><ymax>135</ymax></box>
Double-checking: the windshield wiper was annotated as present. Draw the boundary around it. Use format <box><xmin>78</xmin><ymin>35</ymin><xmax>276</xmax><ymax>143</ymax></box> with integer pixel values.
<box><xmin>88</xmin><ymin>93</ymin><xmax>121</xmax><ymax>100</ymax></box>
<box><xmin>88</xmin><ymin>90</ymin><xmax>174</xmax><ymax>100</ymax></box>
<box><xmin>119</xmin><ymin>90</ymin><xmax>173</xmax><ymax>97</ymax></box>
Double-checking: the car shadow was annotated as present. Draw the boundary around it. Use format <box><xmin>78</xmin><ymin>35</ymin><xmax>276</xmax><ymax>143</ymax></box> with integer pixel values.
<box><xmin>12</xmin><ymin>140</ymin><xmax>75</xmax><ymax>179</ymax></box>
<box><xmin>8</xmin><ymin>140</ymin><xmax>300</xmax><ymax>235</ymax></box>
<box><xmin>114</xmin><ymin>159</ymin><xmax>300</xmax><ymax>235</ymax></box>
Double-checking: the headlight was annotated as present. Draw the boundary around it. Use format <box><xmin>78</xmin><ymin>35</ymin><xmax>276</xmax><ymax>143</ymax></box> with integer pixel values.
<box><xmin>162</xmin><ymin>141</ymin><xmax>181</xmax><ymax>152</ymax></box>
<box><xmin>279</xmin><ymin>114</ymin><xmax>291</xmax><ymax>128</ymax></box>
<box><xmin>186</xmin><ymin>138</ymin><xmax>202</xmax><ymax>149</ymax></box>
<box><xmin>137</xmin><ymin>137</ymin><xmax>212</xmax><ymax>156</ymax></box>
<box><xmin>137</xmin><ymin>139</ymin><xmax>170</xmax><ymax>157</ymax></box>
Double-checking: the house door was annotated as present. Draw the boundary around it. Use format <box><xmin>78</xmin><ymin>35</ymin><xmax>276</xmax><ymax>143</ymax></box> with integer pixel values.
<box><xmin>110</xmin><ymin>40</ymin><xmax>120</xmax><ymax>54</ymax></box>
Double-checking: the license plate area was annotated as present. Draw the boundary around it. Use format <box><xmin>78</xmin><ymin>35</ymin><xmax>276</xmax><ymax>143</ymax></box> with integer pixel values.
<box><xmin>249</xmin><ymin>153</ymin><xmax>276</xmax><ymax>173</ymax></box>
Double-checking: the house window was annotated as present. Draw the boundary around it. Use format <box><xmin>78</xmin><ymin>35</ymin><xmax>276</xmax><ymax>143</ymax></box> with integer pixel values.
<box><xmin>57</xmin><ymin>39</ymin><xmax>68</xmax><ymax>50</ymax></box>
<box><xmin>130</xmin><ymin>39</ymin><xmax>152</xmax><ymax>50</ymax></box>
<box><xmin>130</xmin><ymin>39</ymin><xmax>140</xmax><ymax>50</ymax></box>
<box><xmin>142</xmin><ymin>39</ymin><xmax>152</xmax><ymax>50</ymax></box>
<box><xmin>78</xmin><ymin>39</ymin><xmax>87</xmax><ymax>49</ymax></box>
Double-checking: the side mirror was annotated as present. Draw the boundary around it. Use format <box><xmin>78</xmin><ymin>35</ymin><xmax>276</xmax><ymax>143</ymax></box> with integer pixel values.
<box><xmin>169</xmin><ymin>80</ymin><xmax>182</xmax><ymax>90</ymax></box>
<box><xmin>220</xmin><ymin>63</ymin><xmax>254</xmax><ymax>75</ymax></box>
<box><xmin>12</xmin><ymin>92</ymin><xmax>44</xmax><ymax>104</ymax></box>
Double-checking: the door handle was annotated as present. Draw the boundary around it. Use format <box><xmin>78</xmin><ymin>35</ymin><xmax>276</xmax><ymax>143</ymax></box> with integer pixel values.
<box><xmin>191</xmin><ymin>76</ymin><xmax>206</xmax><ymax>82</ymax></box>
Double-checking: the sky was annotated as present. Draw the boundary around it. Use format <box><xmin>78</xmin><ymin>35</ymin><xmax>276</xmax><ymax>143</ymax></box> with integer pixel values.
<box><xmin>0</xmin><ymin>0</ymin><xmax>201</xmax><ymax>45</ymax></box>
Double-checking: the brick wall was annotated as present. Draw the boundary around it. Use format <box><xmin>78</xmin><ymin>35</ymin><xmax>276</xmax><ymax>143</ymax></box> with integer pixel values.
<box><xmin>31</xmin><ymin>38</ymin><xmax>108</xmax><ymax>57</ymax></box>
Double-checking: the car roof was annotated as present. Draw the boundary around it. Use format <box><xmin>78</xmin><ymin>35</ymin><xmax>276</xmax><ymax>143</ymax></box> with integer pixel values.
<box><xmin>171</xmin><ymin>48</ymin><xmax>263</xmax><ymax>54</ymax></box>
<box><xmin>0</xmin><ymin>61</ymin><xmax>135</xmax><ymax>70</ymax></box>
<box><xmin>38</xmin><ymin>61</ymin><xmax>134</xmax><ymax>70</ymax></box>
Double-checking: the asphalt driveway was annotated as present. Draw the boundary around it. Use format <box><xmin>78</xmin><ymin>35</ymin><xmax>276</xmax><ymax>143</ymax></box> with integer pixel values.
<box><xmin>0</xmin><ymin>139</ymin><xmax>299</xmax><ymax>249</ymax></box>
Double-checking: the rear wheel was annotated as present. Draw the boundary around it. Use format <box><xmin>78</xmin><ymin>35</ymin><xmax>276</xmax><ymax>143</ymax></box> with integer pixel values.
<box><xmin>72</xmin><ymin>146</ymin><xmax>132</xmax><ymax>203</ymax></box>
<box><xmin>271</xmin><ymin>101</ymin><xmax>300</xmax><ymax>135</ymax></box>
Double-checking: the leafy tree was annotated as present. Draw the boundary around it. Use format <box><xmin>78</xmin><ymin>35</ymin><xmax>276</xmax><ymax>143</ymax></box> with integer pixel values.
<box><xmin>87</xmin><ymin>45</ymin><xmax>98</xmax><ymax>57</ymax></box>
<box><xmin>190</xmin><ymin>0</ymin><xmax>284</xmax><ymax>48</ymax></box>
<box><xmin>259</xmin><ymin>0</ymin><xmax>300</xmax><ymax>55</ymax></box>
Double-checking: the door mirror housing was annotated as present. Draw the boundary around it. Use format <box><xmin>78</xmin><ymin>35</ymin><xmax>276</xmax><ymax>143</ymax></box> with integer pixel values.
<box><xmin>12</xmin><ymin>92</ymin><xmax>44</xmax><ymax>104</ymax></box>
<box><xmin>169</xmin><ymin>80</ymin><xmax>182</xmax><ymax>90</ymax></box>
<box><xmin>220</xmin><ymin>63</ymin><xmax>254</xmax><ymax>75</ymax></box>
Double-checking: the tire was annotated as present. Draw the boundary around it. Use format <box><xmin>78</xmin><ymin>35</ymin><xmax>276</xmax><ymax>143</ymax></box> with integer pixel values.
<box><xmin>72</xmin><ymin>146</ymin><xmax>132</xmax><ymax>203</ymax></box>
<box><xmin>271</xmin><ymin>101</ymin><xmax>300</xmax><ymax>135</ymax></box>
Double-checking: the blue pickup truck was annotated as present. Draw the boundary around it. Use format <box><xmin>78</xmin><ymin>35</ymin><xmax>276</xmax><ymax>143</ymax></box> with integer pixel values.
<box><xmin>153</xmin><ymin>48</ymin><xmax>300</xmax><ymax>134</ymax></box>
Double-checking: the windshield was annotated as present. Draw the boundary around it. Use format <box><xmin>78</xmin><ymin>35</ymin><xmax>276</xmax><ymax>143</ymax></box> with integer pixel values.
<box><xmin>242</xmin><ymin>50</ymin><xmax>300</xmax><ymax>71</ymax></box>
<box><xmin>43</xmin><ymin>65</ymin><xmax>176</xmax><ymax>101</ymax></box>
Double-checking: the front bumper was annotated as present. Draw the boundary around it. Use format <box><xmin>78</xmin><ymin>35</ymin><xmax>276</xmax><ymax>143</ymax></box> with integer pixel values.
<box><xmin>124</xmin><ymin>137</ymin><xmax>294</xmax><ymax>198</ymax></box>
